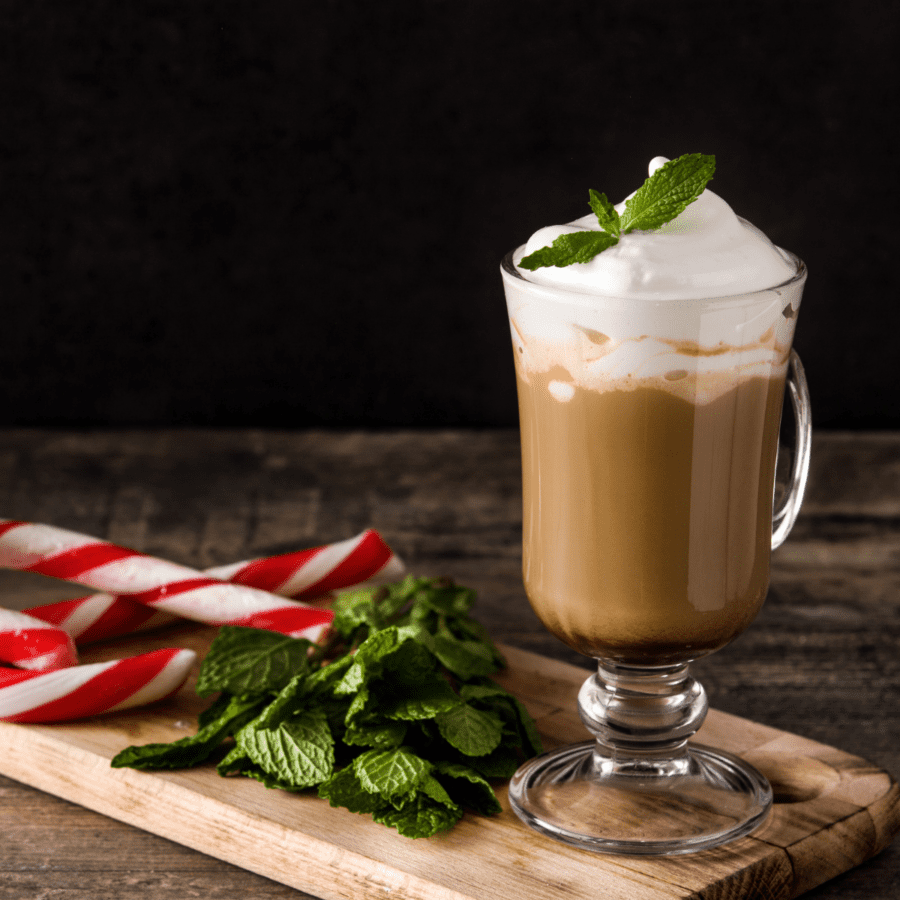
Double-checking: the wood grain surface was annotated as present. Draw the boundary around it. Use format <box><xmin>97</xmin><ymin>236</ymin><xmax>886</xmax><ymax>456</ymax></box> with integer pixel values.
<box><xmin>1</xmin><ymin>428</ymin><xmax>899</xmax><ymax>899</ymax></box>
<box><xmin>1</xmin><ymin>628</ymin><xmax>897</xmax><ymax>900</ymax></box>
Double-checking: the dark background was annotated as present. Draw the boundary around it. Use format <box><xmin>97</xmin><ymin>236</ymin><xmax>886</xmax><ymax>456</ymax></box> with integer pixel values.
<box><xmin>1</xmin><ymin>0</ymin><xmax>897</xmax><ymax>429</ymax></box>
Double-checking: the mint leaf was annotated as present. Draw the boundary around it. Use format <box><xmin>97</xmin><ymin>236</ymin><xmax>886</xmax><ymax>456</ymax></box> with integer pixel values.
<box><xmin>412</xmin><ymin>582</ymin><xmax>477</xmax><ymax>618</ymax></box>
<box><xmin>588</xmin><ymin>189</ymin><xmax>620</xmax><ymax>237</ymax></box>
<box><xmin>459</xmin><ymin>682</ymin><xmax>543</xmax><ymax>758</ymax></box>
<box><xmin>336</xmin><ymin>628</ymin><xmax>439</xmax><ymax>715</ymax></box>
<box><xmin>329</xmin><ymin>588</ymin><xmax>384</xmax><ymax>639</ymax></box>
<box><xmin>196</xmin><ymin>691</ymin><xmax>235</xmax><ymax>728</ymax></box>
<box><xmin>374</xmin><ymin>787</ymin><xmax>461</xmax><ymax>839</ymax></box>
<box><xmin>464</xmin><ymin>745</ymin><xmax>521</xmax><ymax>780</ymax></box>
<box><xmin>344</xmin><ymin>720</ymin><xmax>408</xmax><ymax>749</ymax></box>
<box><xmin>509</xmin><ymin>696</ymin><xmax>544</xmax><ymax>757</ymax></box>
<box><xmin>418</xmin><ymin>772</ymin><xmax>459</xmax><ymax>811</ymax></box>
<box><xmin>252</xmin><ymin>673</ymin><xmax>307</xmax><ymax>729</ymax></box>
<box><xmin>217</xmin><ymin>744</ymin><xmax>251</xmax><ymax>776</ymax></box>
<box><xmin>432</xmin><ymin>629</ymin><xmax>500</xmax><ymax>680</ymax></box>
<box><xmin>334</xmin><ymin>627</ymin><xmax>407</xmax><ymax>696</ymax></box>
<box><xmin>382</xmin><ymin>637</ymin><xmax>440</xmax><ymax>687</ymax></box>
<box><xmin>318</xmin><ymin>765</ymin><xmax>384</xmax><ymax>815</ymax></box>
<box><xmin>353</xmin><ymin>748</ymin><xmax>430</xmax><ymax>799</ymax></box>
<box><xmin>519</xmin><ymin>153</ymin><xmax>716</xmax><ymax>269</ymax></box>
<box><xmin>331</xmin><ymin>576</ymin><xmax>430</xmax><ymax>640</ymax></box>
<box><xmin>382</xmin><ymin>676</ymin><xmax>461</xmax><ymax>721</ymax></box>
<box><xmin>433</xmin><ymin>761</ymin><xmax>502</xmax><ymax>816</ymax></box>
<box><xmin>448</xmin><ymin>616</ymin><xmax>506</xmax><ymax>668</ymax></box>
<box><xmin>435</xmin><ymin>703</ymin><xmax>504</xmax><ymax>757</ymax></box>
<box><xmin>620</xmin><ymin>153</ymin><xmax>715</xmax><ymax>233</ymax></box>
<box><xmin>111</xmin><ymin>694</ymin><xmax>263</xmax><ymax>770</ymax></box>
<box><xmin>302</xmin><ymin>654</ymin><xmax>354</xmax><ymax>698</ymax></box>
<box><xmin>236</xmin><ymin>707</ymin><xmax>335</xmax><ymax>788</ymax></box>
<box><xmin>381</xmin><ymin>575</ymin><xmax>435</xmax><ymax>616</ymax></box>
<box><xmin>321</xmin><ymin>764</ymin><xmax>465</xmax><ymax>838</ymax></box>
<box><xmin>519</xmin><ymin>230</ymin><xmax>618</xmax><ymax>270</ymax></box>
<box><xmin>458</xmin><ymin>682</ymin><xmax>510</xmax><ymax>703</ymax></box>
<box><xmin>343</xmin><ymin>680</ymin><xmax>373</xmax><ymax>727</ymax></box>
<box><xmin>196</xmin><ymin>626</ymin><xmax>314</xmax><ymax>697</ymax></box>
<box><xmin>219</xmin><ymin>747</ymin><xmax>307</xmax><ymax>791</ymax></box>
<box><xmin>243</xmin><ymin>765</ymin><xmax>308</xmax><ymax>792</ymax></box>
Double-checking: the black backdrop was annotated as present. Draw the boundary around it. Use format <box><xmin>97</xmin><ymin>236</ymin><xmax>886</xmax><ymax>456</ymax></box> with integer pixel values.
<box><xmin>2</xmin><ymin>1</ymin><xmax>898</xmax><ymax>429</ymax></box>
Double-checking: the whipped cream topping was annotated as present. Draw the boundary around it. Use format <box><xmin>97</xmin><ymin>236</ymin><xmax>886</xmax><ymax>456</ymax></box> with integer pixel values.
<box><xmin>515</xmin><ymin>157</ymin><xmax>796</xmax><ymax>300</ymax></box>
<box><xmin>502</xmin><ymin>157</ymin><xmax>806</xmax><ymax>403</ymax></box>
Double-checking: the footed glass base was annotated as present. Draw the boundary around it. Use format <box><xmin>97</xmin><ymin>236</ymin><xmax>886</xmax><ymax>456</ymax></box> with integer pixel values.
<box><xmin>509</xmin><ymin>740</ymin><xmax>772</xmax><ymax>856</ymax></box>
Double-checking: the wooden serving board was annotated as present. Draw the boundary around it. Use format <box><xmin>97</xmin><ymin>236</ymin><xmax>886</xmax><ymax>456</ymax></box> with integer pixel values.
<box><xmin>1</xmin><ymin>622</ymin><xmax>898</xmax><ymax>900</ymax></box>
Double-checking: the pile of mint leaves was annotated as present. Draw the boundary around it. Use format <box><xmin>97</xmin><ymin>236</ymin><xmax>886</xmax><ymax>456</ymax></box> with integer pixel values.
<box><xmin>111</xmin><ymin>576</ymin><xmax>542</xmax><ymax>839</ymax></box>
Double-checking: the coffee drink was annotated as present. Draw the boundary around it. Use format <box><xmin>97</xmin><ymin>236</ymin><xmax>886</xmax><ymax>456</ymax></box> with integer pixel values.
<box><xmin>502</xmin><ymin>156</ymin><xmax>805</xmax><ymax>667</ymax></box>
<box><xmin>515</xmin><ymin>364</ymin><xmax>786</xmax><ymax>664</ymax></box>
<box><xmin>503</xmin><ymin>156</ymin><xmax>810</xmax><ymax>855</ymax></box>
<box><xmin>503</xmin><ymin>253</ymin><xmax>804</xmax><ymax>665</ymax></box>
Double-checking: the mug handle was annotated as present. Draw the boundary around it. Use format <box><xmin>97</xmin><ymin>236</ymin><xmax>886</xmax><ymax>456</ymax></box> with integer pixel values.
<box><xmin>772</xmin><ymin>350</ymin><xmax>812</xmax><ymax>550</ymax></box>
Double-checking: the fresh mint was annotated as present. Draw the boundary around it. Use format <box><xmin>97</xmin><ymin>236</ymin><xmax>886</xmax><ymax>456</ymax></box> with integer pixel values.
<box><xmin>235</xmin><ymin>707</ymin><xmax>336</xmax><ymax>789</ymax></box>
<box><xmin>354</xmin><ymin>747</ymin><xmax>430</xmax><ymax>798</ymax></box>
<box><xmin>111</xmin><ymin>576</ymin><xmax>542</xmax><ymax>839</ymax></box>
<box><xmin>195</xmin><ymin>627</ymin><xmax>316</xmax><ymax>697</ymax></box>
<box><xmin>111</xmin><ymin>693</ymin><xmax>264</xmax><ymax>771</ymax></box>
<box><xmin>435</xmin><ymin>702</ymin><xmax>504</xmax><ymax>757</ymax></box>
<box><xmin>517</xmin><ymin>230</ymin><xmax>619</xmax><ymax>270</ymax></box>
<box><xmin>588</xmin><ymin>189</ymin><xmax>620</xmax><ymax>236</ymax></box>
<box><xmin>519</xmin><ymin>153</ymin><xmax>716</xmax><ymax>270</ymax></box>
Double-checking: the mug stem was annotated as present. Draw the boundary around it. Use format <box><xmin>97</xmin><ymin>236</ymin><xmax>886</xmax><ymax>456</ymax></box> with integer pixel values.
<box><xmin>577</xmin><ymin>661</ymin><xmax>707</xmax><ymax>775</ymax></box>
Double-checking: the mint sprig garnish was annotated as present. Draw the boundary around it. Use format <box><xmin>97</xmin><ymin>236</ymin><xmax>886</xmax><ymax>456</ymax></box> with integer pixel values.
<box><xmin>588</xmin><ymin>189</ymin><xmax>620</xmax><ymax>236</ymax></box>
<box><xmin>517</xmin><ymin>230</ymin><xmax>619</xmax><ymax>269</ymax></box>
<box><xmin>519</xmin><ymin>153</ymin><xmax>715</xmax><ymax>270</ymax></box>
<box><xmin>619</xmin><ymin>153</ymin><xmax>716</xmax><ymax>232</ymax></box>
<box><xmin>111</xmin><ymin>576</ymin><xmax>542</xmax><ymax>839</ymax></box>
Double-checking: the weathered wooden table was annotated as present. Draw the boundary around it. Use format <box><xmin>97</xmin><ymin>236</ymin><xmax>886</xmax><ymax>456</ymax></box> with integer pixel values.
<box><xmin>1</xmin><ymin>428</ymin><xmax>898</xmax><ymax>898</ymax></box>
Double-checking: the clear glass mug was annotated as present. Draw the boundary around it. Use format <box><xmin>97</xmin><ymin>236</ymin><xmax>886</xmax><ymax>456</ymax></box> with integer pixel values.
<box><xmin>501</xmin><ymin>248</ymin><xmax>810</xmax><ymax>855</ymax></box>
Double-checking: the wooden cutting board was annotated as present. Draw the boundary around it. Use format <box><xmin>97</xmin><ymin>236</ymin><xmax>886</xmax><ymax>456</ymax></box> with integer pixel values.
<box><xmin>1</xmin><ymin>622</ymin><xmax>897</xmax><ymax>900</ymax></box>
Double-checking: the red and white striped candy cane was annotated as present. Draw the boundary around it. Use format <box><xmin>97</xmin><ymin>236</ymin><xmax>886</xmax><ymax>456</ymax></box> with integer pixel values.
<box><xmin>25</xmin><ymin>592</ymin><xmax>178</xmax><ymax>645</ymax></box>
<box><xmin>0</xmin><ymin>648</ymin><xmax>196</xmax><ymax>723</ymax></box>
<box><xmin>206</xmin><ymin>528</ymin><xmax>403</xmax><ymax>599</ymax></box>
<box><xmin>20</xmin><ymin>528</ymin><xmax>403</xmax><ymax>645</ymax></box>
<box><xmin>0</xmin><ymin>520</ymin><xmax>333</xmax><ymax>641</ymax></box>
<box><xmin>0</xmin><ymin>607</ymin><xmax>79</xmax><ymax>671</ymax></box>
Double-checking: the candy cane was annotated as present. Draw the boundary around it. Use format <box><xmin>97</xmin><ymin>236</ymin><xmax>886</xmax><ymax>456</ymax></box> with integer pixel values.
<box><xmin>25</xmin><ymin>593</ymin><xmax>178</xmax><ymax>645</ymax></box>
<box><xmin>21</xmin><ymin>529</ymin><xmax>403</xmax><ymax>645</ymax></box>
<box><xmin>0</xmin><ymin>520</ymin><xmax>333</xmax><ymax>641</ymax></box>
<box><xmin>0</xmin><ymin>607</ymin><xmax>79</xmax><ymax>671</ymax></box>
<box><xmin>0</xmin><ymin>522</ymin><xmax>403</xmax><ymax>724</ymax></box>
<box><xmin>0</xmin><ymin>648</ymin><xmax>196</xmax><ymax>723</ymax></box>
<box><xmin>206</xmin><ymin>528</ymin><xmax>404</xmax><ymax>599</ymax></box>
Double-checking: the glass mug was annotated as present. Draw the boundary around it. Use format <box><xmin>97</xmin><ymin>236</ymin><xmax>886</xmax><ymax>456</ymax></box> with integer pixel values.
<box><xmin>500</xmin><ymin>248</ymin><xmax>810</xmax><ymax>855</ymax></box>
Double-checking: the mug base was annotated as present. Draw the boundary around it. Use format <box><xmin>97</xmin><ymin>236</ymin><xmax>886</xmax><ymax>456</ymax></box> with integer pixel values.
<box><xmin>508</xmin><ymin>740</ymin><xmax>772</xmax><ymax>856</ymax></box>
